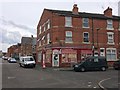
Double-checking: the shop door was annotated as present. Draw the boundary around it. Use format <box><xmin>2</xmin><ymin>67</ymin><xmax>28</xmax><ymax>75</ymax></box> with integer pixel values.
<box><xmin>52</xmin><ymin>54</ymin><xmax>59</xmax><ymax>67</ymax></box>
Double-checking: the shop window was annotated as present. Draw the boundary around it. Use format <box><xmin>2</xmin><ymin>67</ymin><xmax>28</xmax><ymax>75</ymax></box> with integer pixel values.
<box><xmin>62</xmin><ymin>53</ymin><xmax>77</xmax><ymax>63</ymax></box>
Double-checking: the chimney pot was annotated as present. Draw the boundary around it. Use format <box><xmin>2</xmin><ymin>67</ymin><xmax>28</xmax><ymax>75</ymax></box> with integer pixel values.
<box><xmin>72</xmin><ymin>4</ymin><xmax>79</xmax><ymax>14</ymax></box>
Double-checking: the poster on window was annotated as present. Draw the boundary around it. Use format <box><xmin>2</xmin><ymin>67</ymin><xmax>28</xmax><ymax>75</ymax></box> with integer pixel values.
<box><xmin>61</xmin><ymin>49</ymin><xmax>77</xmax><ymax>63</ymax></box>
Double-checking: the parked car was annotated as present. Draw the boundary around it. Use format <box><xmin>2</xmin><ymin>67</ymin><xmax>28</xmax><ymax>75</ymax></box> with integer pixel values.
<box><xmin>8</xmin><ymin>58</ymin><xmax>17</xmax><ymax>63</ymax></box>
<box><xmin>19</xmin><ymin>56</ymin><xmax>36</xmax><ymax>68</ymax></box>
<box><xmin>2</xmin><ymin>56</ymin><xmax>8</xmax><ymax>60</ymax></box>
<box><xmin>73</xmin><ymin>56</ymin><xmax>108</xmax><ymax>72</ymax></box>
<box><xmin>113</xmin><ymin>59</ymin><xmax>120</xmax><ymax>70</ymax></box>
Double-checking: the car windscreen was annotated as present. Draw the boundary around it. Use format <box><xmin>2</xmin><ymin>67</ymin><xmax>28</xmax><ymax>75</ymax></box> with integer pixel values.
<box><xmin>24</xmin><ymin>58</ymin><xmax>34</xmax><ymax>61</ymax></box>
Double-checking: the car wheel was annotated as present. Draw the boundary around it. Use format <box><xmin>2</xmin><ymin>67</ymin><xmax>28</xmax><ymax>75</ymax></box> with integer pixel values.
<box><xmin>81</xmin><ymin>67</ymin><xmax>85</xmax><ymax>72</ymax></box>
<box><xmin>101</xmin><ymin>67</ymin><xmax>106</xmax><ymax>71</ymax></box>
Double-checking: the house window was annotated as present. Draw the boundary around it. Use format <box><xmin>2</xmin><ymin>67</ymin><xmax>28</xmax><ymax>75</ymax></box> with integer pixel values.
<box><xmin>107</xmin><ymin>20</ymin><xmax>113</xmax><ymax>30</ymax></box>
<box><xmin>106</xmin><ymin>48</ymin><xmax>116</xmax><ymax>61</ymax></box>
<box><xmin>42</xmin><ymin>36</ymin><xmax>45</xmax><ymax>45</ymax></box>
<box><xmin>47</xmin><ymin>20</ymin><xmax>50</xmax><ymax>29</ymax></box>
<box><xmin>83</xmin><ymin>32</ymin><xmax>89</xmax><ymax>43</ymax></box>
<box><xmin>44</xmin><ymin>26</ymin><xmax>46</xmax><ymax>32</ymax></box>
<box><xmin>39</xmin><ymin>26</ymin><xmax>41</xmax><ymax>34</ymax></box>
<box><xmin>47</xmin><ymin>33</ymin><xmax>50</xmax><ymax>44</ymax></box>
<box><xmin>65</xmin><ymin>17</ymin><xmax>72</xmax><ymax>27</ymax></box>
<box><xmin>82</xmin><ymin>18</ymin><xmax>89</xmax><ymax>28</ymax></box>
<box><xmin>65</xmin><ymin>31</ymin><xmax>72</xmax><ymax>43</ymax></box>
<box><xmin>107</xmin><ymin>32</ymin><xmax>114</xmax><ymax>44</ymax></box>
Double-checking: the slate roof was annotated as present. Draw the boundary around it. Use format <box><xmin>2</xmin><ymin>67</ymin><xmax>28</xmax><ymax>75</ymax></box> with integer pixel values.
<box><xmin>45</xmin><ymin>9</ymin><xmax>120</xmax><ymax>20</ymax></box>
<box><xmin>21</xmin><ymin>37</ymin><xmax>32</xmax><ymax>45</ymax></box>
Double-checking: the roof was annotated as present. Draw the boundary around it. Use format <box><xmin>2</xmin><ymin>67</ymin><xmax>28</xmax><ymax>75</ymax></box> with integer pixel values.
<box><xmin>45</xmin><ymin>9</ymin><xmax>120</xmax><ymax>20</ymax></box>
<box><xmin>21</xmin><ymin>37</ymin><xmax>32</xmax><ymax>45</ymax></box>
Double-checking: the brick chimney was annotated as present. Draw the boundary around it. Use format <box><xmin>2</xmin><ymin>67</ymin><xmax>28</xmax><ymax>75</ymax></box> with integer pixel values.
<box><xmin>104</xmin><ymin>7</ymin><xmax>112</xmax><ymax>17</ymax></box>
<box><xmin>72</xmin><ymin>4</ymin><xmax>79</xmax><ymax>14</ymax></box>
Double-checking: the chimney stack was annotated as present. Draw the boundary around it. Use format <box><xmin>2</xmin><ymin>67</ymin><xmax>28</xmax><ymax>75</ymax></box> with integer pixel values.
<box><xmin>104</xmin><ymin>7</ymin><xmax>112</xmax><ymax>17</ymax></box>
<box><xmin>72</xmin><ymin>4</ymin><xmax>79</xmax><ymax>14</ymax></box>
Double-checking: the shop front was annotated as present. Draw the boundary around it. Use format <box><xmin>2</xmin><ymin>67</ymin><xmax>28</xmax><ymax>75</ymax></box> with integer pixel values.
<box><xmin>37</xmin><ymin>48</ymin><xmax>93</xmax><ymax>67</ymax></box>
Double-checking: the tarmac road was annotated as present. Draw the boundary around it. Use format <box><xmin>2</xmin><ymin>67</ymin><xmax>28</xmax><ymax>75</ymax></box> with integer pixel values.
<box><xmin>2</xmin><ymin>59</ymin><xmax>119</xmax><ymax>89</ymax></box>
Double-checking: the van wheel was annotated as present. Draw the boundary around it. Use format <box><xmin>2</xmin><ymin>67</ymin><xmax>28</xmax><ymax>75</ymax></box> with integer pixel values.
<box><xmin>81</xmin><ymin>67</ymin><xmax>85</xmax><ymax>72</ymax></box>
<box><xmin>101</xmin><ymin>67</ymin><xmax>106</xmax><ymax>71</ymax></box>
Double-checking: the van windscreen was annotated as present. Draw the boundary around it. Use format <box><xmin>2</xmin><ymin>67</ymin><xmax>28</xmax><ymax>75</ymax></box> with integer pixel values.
<box><xmin>24</xmin><ymin>58</ymin><xmax>34</xmax><ymax>61</ymax></box>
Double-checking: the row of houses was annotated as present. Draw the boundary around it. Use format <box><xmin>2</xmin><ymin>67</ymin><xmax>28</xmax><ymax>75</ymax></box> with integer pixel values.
<box><xmin>7</xmin><ymin>35</ymin><xmax>36</xmax><ymax>60</ymax></box>
<box><xmin>36</xmin><ymin>4</ymin><xmax>120</xmax><ymax>67</ymax></box>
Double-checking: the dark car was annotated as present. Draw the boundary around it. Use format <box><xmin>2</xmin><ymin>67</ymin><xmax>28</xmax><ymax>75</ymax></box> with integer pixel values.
<box><xmin>113</xmin><ymin>60</ymin><xmax>120</xmax><ymax>70</ymax></box>
<box><xmin>73</xmin><ymin>56</ymin><xmax>108</xmax><ymax>72</ymax></box>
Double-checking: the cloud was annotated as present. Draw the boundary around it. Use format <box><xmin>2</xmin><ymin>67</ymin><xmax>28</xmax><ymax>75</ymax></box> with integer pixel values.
<box><xmin>0</xmin><ymin>17</ymin><xmax>36</xmax><ymax>52</ymax></box>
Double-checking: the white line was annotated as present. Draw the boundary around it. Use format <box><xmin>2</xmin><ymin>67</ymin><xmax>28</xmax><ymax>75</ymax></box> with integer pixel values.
<box><xmin>98</xmin><ymin>78</ymin><xmax>111</xmax><ymax>90</ymax></box>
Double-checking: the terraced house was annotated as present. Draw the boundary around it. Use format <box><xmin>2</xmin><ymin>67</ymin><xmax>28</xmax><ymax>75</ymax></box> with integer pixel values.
<box><xmin>37</xmin><ymin>4</ymin><xmax>120</xmax><ymax>67</ymax></box>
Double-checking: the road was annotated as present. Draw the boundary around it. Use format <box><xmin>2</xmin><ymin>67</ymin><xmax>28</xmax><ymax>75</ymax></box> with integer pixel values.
<box><xmin>2</xmin><ymin>59</ymin><xmax>119</xmax><ymax>89</ymax></box>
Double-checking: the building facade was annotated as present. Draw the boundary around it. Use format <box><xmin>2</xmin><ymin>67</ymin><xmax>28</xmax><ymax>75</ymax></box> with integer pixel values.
<box><xmin>7</xmin><ymin>43</ymin><xmax>21</xmax><ymax>59</ymax></box>
<box><xmin>21</xmin><ymin>36</ymin><xmax>37</xmax><ymax>60</ymax></box>
<box><xmin>37</xmin><ymin>4</ymin><xmax>120</xmax><ymax>67</ymax></box>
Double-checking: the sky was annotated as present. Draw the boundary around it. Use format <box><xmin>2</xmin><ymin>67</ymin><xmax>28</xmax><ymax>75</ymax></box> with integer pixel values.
<box><xmin>0</xmin><ymin>0</ymin><xmax>120</xmax><ymax>52</ymax></box>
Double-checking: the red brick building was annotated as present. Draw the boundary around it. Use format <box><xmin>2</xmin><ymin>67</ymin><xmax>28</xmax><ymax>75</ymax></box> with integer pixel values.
<box><xmin>7</xmin><ymin>43</ymin><xmax>21</xmax><ymax>59</ymax></box>
<box><xmin>37</xmin><ymin>4</ymin><xmax>120</xmax><ymax>67</ymax></box>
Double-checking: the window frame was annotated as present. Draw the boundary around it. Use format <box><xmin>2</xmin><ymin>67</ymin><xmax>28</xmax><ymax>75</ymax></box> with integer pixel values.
<box><xmin>65</xmin><ymin>31</ymin><xmax>73</xmax><ymax>43</ymax></box>
<box><xmin>106</xmin><ymin>48</ymin><xmax>117</xmax><ymax>61</ymax></box>
<box><xmin>107</xmin><ymin>20</ymin><xmax>113</xmax><ymax>30</ymax></box>
<box><xmin>65</xmin><ymin>17</ymin><xmax>72</xmax><ymax>27</ymax></box>
<box><xmin>47</xmin><ymin>33</ymin><xmax>50</xmax><ymax>44</ymax></box>
<box><xmin>82</xmin><ymin>18</ymin><xmax>89</xmax><ymax>28</ymax></box>
<box><xmin>83</xmin><ymin>32</ymin><xmax>89</xmax><ymax>43</ymax></box>
<box><xmin>107</xmin><ymin>32</ymin><xmax>114</xmax><ymax>45</ymax></box>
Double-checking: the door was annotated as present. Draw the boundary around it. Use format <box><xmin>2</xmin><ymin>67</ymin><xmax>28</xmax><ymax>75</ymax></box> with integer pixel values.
<box><xmin>52</xmin><ymin>54</ymin><xmax>59</xmax><ymax>67</ymax></box>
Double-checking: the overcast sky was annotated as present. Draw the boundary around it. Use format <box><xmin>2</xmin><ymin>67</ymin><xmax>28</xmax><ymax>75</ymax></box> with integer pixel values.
<box><xmin>0</xmin><ymin>0</ymin><xmax>120</xmax><ymax>52</ymax></box>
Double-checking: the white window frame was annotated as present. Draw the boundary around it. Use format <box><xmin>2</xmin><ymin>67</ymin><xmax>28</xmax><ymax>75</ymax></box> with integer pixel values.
<box><xmin>107</xmin><ymin>20</ymin><xmax>113</xmax><ymax>30</ymax></box>
<box><xmin>83</xmin><ymin>32</ymin><xmax>89</xmax><ymax>43</ymax></box>
<box><xmin>106</xmin><ymin>48</ymin><xmax>117</xmax><ymax>61</ymax></box>
<box><xmin>65</xmin><ymin>17</ymin><xmax>72</xmax><ymax>27</ymax></box>
<box><xmin>47</xmin><ymin>19</ymin><xmax>50</xmax><ymax>30</ymax></box>
<box><xmin>82</xmin><ymin>18</ymin><xmax>89</xmax><ymax>28</ymax></box>
<box><xmin>107</xmin><ymin>32</ymin><xmax>114</xmax><ymax>45</ymax></box>
<box><xmin>47</xmin><ymin>33</ymin><xmax>50</xmax><ymax>44</ymax></box>
<box><xmin>39</xmin><ymin>26</ymin><xmax>41</xmax><ymax>34</ymax></box>
<box><xmin>65</xmin><ymin>31</ymin><xmax>73</xmax><ymax>43</ymax></box>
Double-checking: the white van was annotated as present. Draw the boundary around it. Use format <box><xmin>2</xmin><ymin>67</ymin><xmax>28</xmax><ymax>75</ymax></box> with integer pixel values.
<box><xmin>19</xmin><ymin>56</ymin><xmax>36</xmax><ymax>68</ymax></box>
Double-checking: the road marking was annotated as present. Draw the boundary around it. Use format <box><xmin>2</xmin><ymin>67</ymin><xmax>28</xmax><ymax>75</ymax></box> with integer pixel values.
<box><xmin>88</xmin><ymin>85</ymin><xmax>91</xmax><ymax>87</ymax></box>
<box><xmin>93</xmin><ymin>87</ymin><xmax>97</xmax><ymax>88</ymax></box>
<box><xmin>98</xmin><ymin>78</ymin><xmax>111</xmax><ymax>90</ymax></box>
<box><xmin>8</xmin><ymin>77</ymin><xmax>16</xmax><ymax>79</ymax></box>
